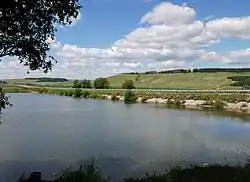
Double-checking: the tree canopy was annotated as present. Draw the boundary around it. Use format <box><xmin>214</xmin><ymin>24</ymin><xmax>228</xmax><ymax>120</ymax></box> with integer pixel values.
<box><xmin>121</xmin><ymin>79</ymin><xmax>136</xmax><ymax>89</ymax></box>
<box><xmin>0</xmin><ymin>0</ymin><xmax>81</xmax><ymax>72</ymax></box>
<box><xmin>73</xmin><ymin>79</ymin><xmax>92</xmax><ymax>88</ymax></box>
<box><xmin>93</xmin><ymin>78</ymin><xmax>110</xmax><ymax>89</ymax></box>
<box><xmin>0</xmin><ymin>0</ymin><xmax>81</xmax><ymax>110</ymax></box>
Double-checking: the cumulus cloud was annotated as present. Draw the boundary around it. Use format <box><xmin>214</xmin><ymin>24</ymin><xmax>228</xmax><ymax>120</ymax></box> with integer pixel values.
<box><xmin>140</xmin><ymin>2</ymin><xmax>196</xmax><ymax>25</ymax></box>
<box><xmin>1</xmin><ymin>2</ymin><xmax>250</xmax><ymax>78</ymax></box>
<box><xmin>207</xmin><ymin>17</ymin><xmax>250</xmax><ymax>39</ymax></box>
<box><xmin>202</xmin><ymin>49</ymin><xmax>250</xmax><ymax>65</ymax></box>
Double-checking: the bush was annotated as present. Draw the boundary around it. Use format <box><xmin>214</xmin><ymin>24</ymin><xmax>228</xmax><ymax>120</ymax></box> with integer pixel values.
<box><xmin>90</xmin><ymin>94</ymin><xmax>98</xmax><ymax>99</ymax></box>
<box><xmin>124</xmin><ymin>90</ymin><xmax>137</xmax><ymax>103</ymax></box>
<box><xmin>121</xmin><ymin>79</ymin><xmax>135</xmax><ymax>89</ymax></box>
<box><xmin>93</xmin><ymin>78</ymin><xmax>110</xmax><ymax>89</ymax></box>
<box><xmin>111</xmin><ymin>94</ymin><xmax>118</xmax><ymax>101</ymax></box>
<box><xmin>59</xmin><ymin>91</ymin><xmax>65</xmax><ymax>96</ymax></box>
<box><xmin>213</xmin><ymin>99</ymin><xmax>225</xmax><ymax>109</ymax></box>
<box><xmin>141</xmin><ymin>97</ymin><xmax>148</xmax><ymax>103</ymax></box>
<box><xmin>73</xmin><ymin>88</ymin><xmax>82</xmax><ymax>98</ymax></box>
<box><xmin>82</xmin><ymin>90</ymin><xmax>90</xmax><ymax>98</ymax></box>
<box><xmin>68</xmin><ymin>91</ymin><xmax>73</xmax><ymax>97</ymax></box>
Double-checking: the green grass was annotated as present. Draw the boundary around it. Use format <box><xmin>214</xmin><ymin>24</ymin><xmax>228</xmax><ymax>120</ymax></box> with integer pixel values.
<box><xmin>4</xmin><ymin>71</ymin><xmax>250</xmax><ymax>90</ymax></box>
<box><xmin>108</xmin><ymin>72</ymin><xmax>250</xmax><ymax>89</ymax></box>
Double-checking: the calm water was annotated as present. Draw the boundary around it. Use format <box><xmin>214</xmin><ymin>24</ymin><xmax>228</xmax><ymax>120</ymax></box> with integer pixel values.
<box><xmin>1</xmin><ymin>94</ymin><xmax>250</xmax><ymax>181</ymax></box>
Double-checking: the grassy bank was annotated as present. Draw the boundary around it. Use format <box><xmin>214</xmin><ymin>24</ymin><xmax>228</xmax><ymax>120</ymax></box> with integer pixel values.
<box><xmin>3</xmin><ymin>86</ymin><xmax>250</xmax><ymax>111</ymax></box>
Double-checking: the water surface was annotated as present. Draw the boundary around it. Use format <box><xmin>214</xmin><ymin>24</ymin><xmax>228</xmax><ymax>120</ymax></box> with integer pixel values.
<box><xmin>1</xmin><ymin>93</ymin><xmax>250</xmax><ymax>181</ymax></box>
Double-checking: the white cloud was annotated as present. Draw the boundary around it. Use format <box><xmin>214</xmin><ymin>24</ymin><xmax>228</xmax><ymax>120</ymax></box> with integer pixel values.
<box><xmin>207</xmin><ymin>17</ymin><xmax>250</xmax><ymax>39</ymax></box>
<box><xmin>1</xmin><ymin>2</ymin><xmax>250</xmax><ymax>79</ymax></box>
<box><xmin>124</xmin><ymin>62</ymin><xmax>142</xmax><ymax>68</ymax></box>
<box><xmin>202</xmin><ymin>49</ymin><xmax>250</xmax><ymax>65</ymax></box>
<box><xmin>148</xmin><ymin>60</ymin><xmax>190</xmax><ymax>70</ymax></box>
<box><xmin>140</xmin><ymin>2</ymin><xmax>196</xmax><ymax>25</ymax></box>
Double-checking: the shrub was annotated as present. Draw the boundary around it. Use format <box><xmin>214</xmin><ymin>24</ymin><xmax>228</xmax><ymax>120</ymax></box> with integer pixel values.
<box><xmin>166</xmin><ymin>99</ymin><xmax>174</xmax><ymax>105</ymax></box>
<box><xmin>93</xmin><ymin>78</ymin><xmax>110</xmax><ymax>89</ymax></box>
<box><xmin>59</xmin><ymin>91</ymin><xmax>65</xmax><ymax>96</ymax></box>
<box><xmin>68</xmin><ymin>91</ymin><xmax>73</xmax><ymax>97</ymax></box>
<box><xmin>90</xmin><ymin>94</ymin><xmax>98</xmax><ymax>99</ymax></box>
<box><xmin>141</xmin><ymin>97</ymin><xmax>148</xmax><ymax>103</ymax></box>
<box><xmin>213</xmin><ymin>99</ymin><xmax>225</xmax><ymax>109</ymax></box>
<box><xmin>124</xmin><ymin>90</ymin><xmax>137</xmax><ymax>103</ymax></box>
<box><xmin>111</xmin><ymin>94</ymin><xmax>118</xmax><ymax>101</ymax></box>
<box><xmin>82</xmin><ymin>90</ymin><xmax>90</xmax><ymax>98</ymax></box>
<box><xmin>121</xmin><ymin>79</ymin><xmax>136</xmax><ymax>89</ymax></box>
<box><xmin>73</xmin><ymin>88</ymin><xmax>82</xmax><ymax>98</ymax></box>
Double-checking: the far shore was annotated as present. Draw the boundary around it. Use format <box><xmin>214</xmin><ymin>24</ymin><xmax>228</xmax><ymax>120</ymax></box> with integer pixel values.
<box><xmin>4</xmin><ymin>85</ymin><xmax>250</xmax><ymax>115</ymax></box>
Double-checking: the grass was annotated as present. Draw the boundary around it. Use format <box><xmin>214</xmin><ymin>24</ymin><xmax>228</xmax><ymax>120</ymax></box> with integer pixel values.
<box><xmin>4</xmin><ymin>71</ymin><xmax>250</xmax><ymax>90</ymax></box>
<box><xmin>108</xmin><ymin>72</ymin><xmax>250</xmax><ymax>89</ymax></box>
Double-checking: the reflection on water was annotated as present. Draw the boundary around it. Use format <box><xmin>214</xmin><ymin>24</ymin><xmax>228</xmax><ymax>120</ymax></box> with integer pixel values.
<box><xmin>0</xmin><ymin>93</ymin><xmax>250</xmax><ymax>181</ymax></box>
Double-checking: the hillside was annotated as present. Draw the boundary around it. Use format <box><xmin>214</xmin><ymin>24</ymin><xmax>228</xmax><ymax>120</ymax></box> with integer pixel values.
<box><xmin>4</xmin><ymin>71</ymin><xmax>250</xmax><ymax>90</ymax></box>
<box><xmin>108</xmin><ymin>72</ymin><xmax>250</xmax><ymax>90</ymax></box>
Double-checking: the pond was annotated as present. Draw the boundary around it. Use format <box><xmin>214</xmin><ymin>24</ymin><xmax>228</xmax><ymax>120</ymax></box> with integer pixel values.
<box><xmin>1</xmin><ymin>93</ymin><xmax>250</xmax><ymax>181</ymax></box>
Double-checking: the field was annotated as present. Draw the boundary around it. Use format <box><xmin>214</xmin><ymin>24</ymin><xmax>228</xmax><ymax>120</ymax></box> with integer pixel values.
<box><xmin>108</xmin><ymin>72</ymin><xmax>250</xmax><ymax>89</ymax></box>
<box><xmin>3</xmin><ymin>71</ymin><xmax>250</xmax><ymax>90</ymax></box>
<box><xmin>4</xmin><ymin>78</ymin><xmax>74</xmax><ymax>88</ymax></box>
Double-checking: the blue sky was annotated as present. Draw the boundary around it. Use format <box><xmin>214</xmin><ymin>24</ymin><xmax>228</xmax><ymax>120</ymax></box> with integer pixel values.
<box><xmin>1</xmin><ymin>0</ymin><xmax>250</xmax><ymax>78</ymax></box>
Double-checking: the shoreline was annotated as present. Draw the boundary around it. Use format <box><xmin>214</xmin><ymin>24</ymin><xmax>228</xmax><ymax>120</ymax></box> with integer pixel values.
<box><xmin>4</xmin><ymin>86</ymin><xmax>250</xmax><ymax>114</ymax></box>
<box><xmin>101</xmin><ymin>94</ymin><xmax>250</xmax><ymax>114</ymax></box>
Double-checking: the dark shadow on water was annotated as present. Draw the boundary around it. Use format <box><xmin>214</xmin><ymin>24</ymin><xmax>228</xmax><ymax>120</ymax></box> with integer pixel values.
<box><xmin>0</xmin><ymin>157</ymin><xmax>137</xmax><ymax>182</ymax></box>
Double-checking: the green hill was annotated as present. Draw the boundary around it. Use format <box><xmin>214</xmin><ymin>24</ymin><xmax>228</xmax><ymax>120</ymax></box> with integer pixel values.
<box><xmin>108</xmin><ymin>72</ymin><xmax>250</xmax><ymax>90</ymax></box>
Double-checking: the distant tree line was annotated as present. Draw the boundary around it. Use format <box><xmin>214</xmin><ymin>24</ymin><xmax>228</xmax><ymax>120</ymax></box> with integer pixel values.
<box><xmin>0</xmin><ymin>80</ymin><xmax>7</xmax><ymax>84</ymax></box>
<box><xmin>228</xmin><ymin>76</ymin><xmax>250</xmax><ymax>87</ymax></box>
<box><xmin>73</xmin><ymin>78</ymin><xmax>110</xmax><ymax>89</ymax></box>
<box><xmin>193</xmin><ymin>68</ymin><xmax>250</xmax><ymax>73</ymax></box>
<box><xmin>25</xmin><ymin>77</ymin><xmax>68</xmax><ymax>82</ymax></box>
<box><xmin>72</xmin><ymin>78</ymin><xmax>136</xmax><ymax>89</ymax></box>
<box><xmin>129</xmin><ymin>68</ymin><xmax>250</xmax><ymax>75</ymax></box>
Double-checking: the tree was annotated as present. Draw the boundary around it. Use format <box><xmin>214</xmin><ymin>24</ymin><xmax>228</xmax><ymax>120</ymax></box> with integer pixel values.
<box><xmin>124</xmin><ymin>90</ymin><xmax>137</xmax><ymax>103</ymax></box>
<box><xmin>0</xmin><ymin>0</ymin><xmax>81</xmax><ymax>110</ymax></box>
<box><xmin>0</xmin><ymin>88</ymin><xmax>12</xmax><ymax>112</ymax></box>
<box><xmin>73</xmin><ymin>88</ymin><xmax>82</xmax><ymax>98</ymax></box>
<box><xmin>122</xmin><ymin>79</ymin><xmax>135</xmax><ymax>89</ymax></box>
<box><xmin>73</xmin><ymin>80</ymin><xmax>81</xmax><ymax>88</ymax></box>
<box><xmin>93</xmin><ymin>78</ymin><xmax>110</xmax><ymax>89</ymax></box>
<box><xmin>80</xmin><ymin>79</ymin><xmax>92</xmax><ymax>88</ymax></box>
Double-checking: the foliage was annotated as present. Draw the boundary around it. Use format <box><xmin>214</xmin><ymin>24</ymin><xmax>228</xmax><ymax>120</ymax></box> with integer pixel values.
<box><xmin>0</xmin><ymin>0</ymin><xmax>81</xmax><ymax>73</ymax></box>
<box><xmin>17</xmin><ymin>161</ymin><xmax>250</xmax><ymax>182</ymax></box>
<box><xmin>213</xmin><ymin>99</ymin><xmax>226</xmax><ymax>109</ymax></box>
<box><xmin>73</xmin><ymin>80</ymin><xmax>81</xmax><ymax>88</ymax></box>
<box><xmin>131</xmin><ymin>68</ymin><xmax>250</xmax><ymax>75</ymax></box>
<box><xmin>111</xmin><ymin>94</ymin><xmax>119</xmax><ymax>101</ymax></box>
<box><xmin>82</xmin><ymin>90</ymin><xmax>90</xmax><ymax>98</ymax></box>
<box><xmin>228</xmin><ymin>76</ymin><xmax>250</xmax><ymax>87</ymax></box>
<box><xmin>0</xmin><ymin>80</ymin><xmax>8</xmax><ymax>84</ymax></box>
<box><xmin>73</xmin><ymin>88</ymin><xmax>82</xmax><ymax>98</ymax></box>
<box><xmin>124</xmin><ymin>90</ymin><xmax>137</xmax><ymax>103</ymax></box>
<box><xmin>0</xmin><ymin>87</ymin><xmax>12</xmax><ymax>111</ymax></box>
<box><xmin>53</xmin><ymin>161</ymin><xmax>109</xmax><ymax>182</ymax></box>
<box><xmin>80</xmin><ymin>79</ymin><xmax>92</xmax><ymax>88</ymax></box>
<box><xmin>93</xmin><ymin>78</ymin><xmax>110</xmax><ymax>89</ymax></box>
<box><xmin>121</xmin><ymin>79</ymin><xmax>136</xmax><ymax>89</ymax></box>
<box><xmin>141</xmin><ymin>97</ymin><xmax>148</xmax><ymax>103</ymax></box>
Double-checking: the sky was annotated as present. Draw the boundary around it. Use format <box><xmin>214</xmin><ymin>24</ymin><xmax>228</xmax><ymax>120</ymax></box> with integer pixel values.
<box><xmin>1</xmin><ymin>0</ymin><xmax>250</xmax><ymax>79</ymax></box>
